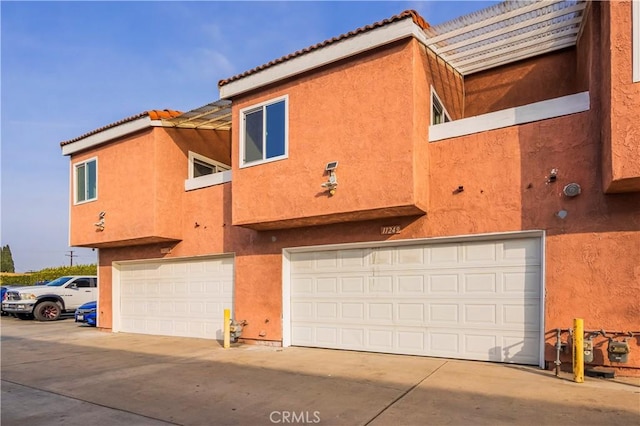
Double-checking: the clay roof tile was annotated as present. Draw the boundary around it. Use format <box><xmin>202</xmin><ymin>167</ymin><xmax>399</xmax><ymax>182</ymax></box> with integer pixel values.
<box><xmin>60</xmin><ymin>109</ymin><xmax>183</xmax><ymax>147</ymax></box>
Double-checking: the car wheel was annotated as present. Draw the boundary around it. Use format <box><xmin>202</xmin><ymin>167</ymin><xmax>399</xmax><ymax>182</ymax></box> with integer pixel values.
<box><xmin>15</xmin><ymin>313</ymin><xmax>33</xmax><ymax>320</ymax></box>
<box><xmin>34</xmin><ymin>301</ymin><xmax>62</xmax><ymax>321</ymax></box>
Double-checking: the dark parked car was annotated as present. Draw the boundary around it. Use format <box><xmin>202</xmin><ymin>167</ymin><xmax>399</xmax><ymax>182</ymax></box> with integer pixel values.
<box><xmin>75</xmin><ymin>301</ymin><xmax>97</xmax><ymax>326</ymax></box>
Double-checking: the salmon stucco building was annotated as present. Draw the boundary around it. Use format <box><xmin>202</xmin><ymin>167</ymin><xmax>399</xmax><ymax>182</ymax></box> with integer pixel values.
<box><xmin>61</xmin><ymin>1</ymin><xmax>640</xmax><ymax>376</ymax></box>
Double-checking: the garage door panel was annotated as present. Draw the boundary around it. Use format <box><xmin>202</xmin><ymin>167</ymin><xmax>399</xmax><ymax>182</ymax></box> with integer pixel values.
<box><xmin>395</xmin><ymin>246</ymin><xmax>425</xmax><ymax>265</ymax></box>
<box><xmin>464</xmin><ymin>273</ymin><xmax>497</xmax><ymax>293</ymax></box>
<box><xmin>290</xmin><ymin>237</ymin><xmax>541</xmax><ymax>365</ymax></box>
<box><xmin>429</xmin><ymin>243</ymin><xmax>459</xmax><ymax>264</ymax></box>
<box><xmin>503</xmin><ymin>270</ymin><xmax>540</xmax><ymax>294</ymax></box>
<box><xmin>429</xmin><ymin>274</ymin><xmax>459</xmax><ymax>292</ymax></box>
<box><xmin>463</xmin><ymin>242</ymin><xmax>498</xmax><ymax>263</ymax></box>
<box><xmin>503</xmin><ymin>238</ymin><xmax>540</xmax><ymax>262</ymax></box>
<box><xmin>119</xmin><ymin>257</ymin><xmax>234</xmax><ymax>340</ymax></box>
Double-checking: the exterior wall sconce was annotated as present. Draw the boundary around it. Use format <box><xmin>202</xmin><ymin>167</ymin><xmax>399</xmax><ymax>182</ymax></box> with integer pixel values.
<box><xmin>321</xmin><ymin>161</ymin><xmax>338</xmax><ymax>196</ymax></box>
<box><xmin>94</xmin><ymin>211</ymin><xmax>105</xmax><ymax>232</ymax></box>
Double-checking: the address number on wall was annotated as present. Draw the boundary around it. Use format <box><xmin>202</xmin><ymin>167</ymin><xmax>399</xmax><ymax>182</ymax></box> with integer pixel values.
<box><xmin>381</xmin><ymin>225</ymin><xmax>401</xmax><ymax>235</ymax></box>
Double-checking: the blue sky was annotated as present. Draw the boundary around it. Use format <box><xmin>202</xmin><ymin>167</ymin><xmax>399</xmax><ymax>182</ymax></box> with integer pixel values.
<box><xmin>1</xmin><ymin>1</ymin><xmax>499</xmax><ymax>272</ymax></box>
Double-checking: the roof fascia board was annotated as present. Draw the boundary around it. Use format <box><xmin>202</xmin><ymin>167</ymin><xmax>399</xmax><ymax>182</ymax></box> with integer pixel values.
<box><xmin>429</xmin><ymin>91</ymin><xmax>590</xmax><ymax>142</ymax></box>
<box><xmin>62</xmin><ymin>117</ymin><xmax>162</xmax><ymax>156</ymax></box>
<box><xmin>219</xmin><ymin>18</ymin><xmax>419</xmax><ymax>99</ymax></box>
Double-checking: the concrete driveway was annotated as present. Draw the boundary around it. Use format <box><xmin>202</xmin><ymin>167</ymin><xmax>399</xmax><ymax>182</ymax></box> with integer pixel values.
<box><xmin>1</xmin><ymin>316</ymin><xmax>639</xmax><ymax>426</ymax></box>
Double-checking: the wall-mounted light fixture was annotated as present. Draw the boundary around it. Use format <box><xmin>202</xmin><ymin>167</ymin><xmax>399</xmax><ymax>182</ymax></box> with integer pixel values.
<box><xmin>94</xmin><ymin>211</ymin><xmax>105</xmax><ymax>232</ymax></box>
<box><xmin>321</xmin><ymin>161</ymin><xmax>338</xmax><ymax>196</ymax></box>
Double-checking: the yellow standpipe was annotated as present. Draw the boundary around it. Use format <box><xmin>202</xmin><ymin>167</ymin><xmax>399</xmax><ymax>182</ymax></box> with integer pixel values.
<box><xmin>224</xmin><ymin>308</ymin><xmax>231</xmax><ymax>349</ymax></box>
<box><xmin>573</xmin><ymin>318</ymin><xmax>584</xmax><ymax>383</ymax></box>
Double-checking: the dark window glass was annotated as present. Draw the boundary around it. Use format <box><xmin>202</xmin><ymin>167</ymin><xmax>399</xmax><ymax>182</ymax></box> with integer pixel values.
<box><xmin>266</xmin><ymin>101</ymin><xmax>286</xmax><ymax>159</ymax></box>
<box><xmin>245</xmin><ymin>109</ymin><xmax>264</xmax><ymax>163</ymax></box>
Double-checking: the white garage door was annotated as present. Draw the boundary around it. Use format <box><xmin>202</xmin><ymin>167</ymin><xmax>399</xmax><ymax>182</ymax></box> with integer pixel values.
<box><xmin>290</xmin><ymin>237</ymin><xmax>541</xmax><ymax>365</ymax></box>
<box><xmin>118</xmin><ymin>256</ymin><xmax>233</xmax><ymax>340</ymax></box>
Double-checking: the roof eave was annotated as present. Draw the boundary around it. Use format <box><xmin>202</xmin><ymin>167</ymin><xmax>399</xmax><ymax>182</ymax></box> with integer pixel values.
<box><xmin>61</xmin><ymin>117</ymin><xmax>160</xmax><ymax>156</ymax></box>
<box><xmin>220</xmin><ymin>18</ymin><xmax>424</xmax><ymax>99</ymax></box>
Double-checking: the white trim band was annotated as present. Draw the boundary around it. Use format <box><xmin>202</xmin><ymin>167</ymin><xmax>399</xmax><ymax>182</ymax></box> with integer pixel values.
<box><xmin>429</xmin><ymin>91</ymin><xmax>590</xmax><ymax>142</ymax></box>
<box><xmin>185</xmin><ymin>170</ymin><xmax>232</xmax><ymax>191</ymax></box>
<box><xmin>62</xmin><ymin>117</ymin><xmax>164</xmax><ymax>156</ymax></box>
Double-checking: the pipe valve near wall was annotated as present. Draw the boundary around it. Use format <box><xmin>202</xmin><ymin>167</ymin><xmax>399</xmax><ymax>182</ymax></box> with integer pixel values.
<box><xmin>229</xmin><ymin>319</ymin><xmax>247</xmax><ymax>342</ymax></box>
<box><xmin>554</xmin><ymin>327</ymin><xmax>637</xmax><ymax>378</ymax></box>
<box><xmin>223</xmin><ymin>308</ymin><xmax>248</xmax><ymax>348</ymax></box>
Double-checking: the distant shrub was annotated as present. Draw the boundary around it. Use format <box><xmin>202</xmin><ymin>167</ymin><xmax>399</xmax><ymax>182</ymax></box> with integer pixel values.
<box><xmin>0</xmin><ymin>264</ymin><xmax>97</xmax><ymax>286</ymax></box>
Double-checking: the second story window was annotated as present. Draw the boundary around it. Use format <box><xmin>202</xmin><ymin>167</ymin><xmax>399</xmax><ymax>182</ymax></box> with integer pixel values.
<box><xmin>189</xmin><ymin>152</ymin><xmax>230</xmax><ymax>178</ymax></box>
<box><xmin>431</xmin><ymin>88</ymin><xmax>451</xmax><ymax>125</ymax></box>
<box><xmin>240</xmin><ymin>95</ymin><xmax>288</xmax><ymax>167</ymax></box>
<box><xmin>74</xmin><ymin>158</ymin><xmax>97</xmax><ymax>204</ymax></box>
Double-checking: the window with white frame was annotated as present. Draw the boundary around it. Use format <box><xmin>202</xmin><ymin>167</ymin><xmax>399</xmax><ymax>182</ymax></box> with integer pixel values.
<box><xmin>431</xmin><ymin>87</ymin><xmax>451</xmax><ymax>125</ymax></box>
<box><xmin>74</xmin><ymin>158</ymin><xmax>97</xmax><ymax>204</ymax></box>
<box><xmin>188</xmin><ymin>151</ymin><xmax>230</xmax><ymax>178</ymax></box>
<box><xmin>240</xmin><ymin>96</ymin><xmax>288</xmax><ymax>167</ymax></box>
<box><xmin>633</xmin><ymin>0</ymin><xmax>639</xmax><ymax>82</ymax></box>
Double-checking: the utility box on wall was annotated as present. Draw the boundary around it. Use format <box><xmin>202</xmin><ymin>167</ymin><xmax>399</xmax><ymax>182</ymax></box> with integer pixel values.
<box><xmin>584</xmin><ymin>338</ymin><xmax>594</xmax><ymax>363</ymax></box>
<box><xmin>607</xmin><ymin>340</ymin><xmax>630</xmax><ymax>363</ymax></box>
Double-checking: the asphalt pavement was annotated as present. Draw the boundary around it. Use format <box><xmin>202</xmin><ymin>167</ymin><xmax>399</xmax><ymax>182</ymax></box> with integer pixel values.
<box><xmin>1</xmin><ymin>316</ymin><xmax>639</xmax><ymax>425</ymax></box>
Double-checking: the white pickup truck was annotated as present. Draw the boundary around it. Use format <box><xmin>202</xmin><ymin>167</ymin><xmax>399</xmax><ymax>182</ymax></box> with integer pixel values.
<box><xmin>2</xmin><ymin>276</ymin><xmax>97</xmax><ymax>321</ymax></box>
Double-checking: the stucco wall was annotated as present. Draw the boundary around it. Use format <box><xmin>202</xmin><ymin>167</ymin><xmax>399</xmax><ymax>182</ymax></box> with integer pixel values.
<box><xmin>97</xmin><ymin>182</ymin><xmax>240</xmax><ymax>329</ymax></box>
<box><xmin>69</xmin><ymin>129</ymin><xmax>163</xmax><ymax>247</ymax></box>
<box><xmin>69</xmin><ymin>127</ymin><xmax>231</xmax><ymax>247</ymax></box>
<box><xmin>600</xmin><ymin>1</ymin><xmax>640</xmax><ymax>192</ymax></box>
<box><xmin>231</xmin><ymin>40</ymin><xmax>426</xmax><ymax>229</ymax></box>
<box><xmin>85</xmin><ymin>16</ymin><xmax>639</xmax><ymax>374</ymax></box>
<box><xmin>464</xmin><ymin>49</ymin><xmax>582</xmax><ymax>117</ymax></box>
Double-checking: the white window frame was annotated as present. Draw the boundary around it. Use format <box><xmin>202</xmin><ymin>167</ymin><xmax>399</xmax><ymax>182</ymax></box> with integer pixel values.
<box><xmin>185</xmin><ymin>151</ymin><xmax>232</xmax><ymax>191</ymax></box>
<box><xmin>239</xmin><ymin>95</ymin><xmax>289</xmax><ymax>168</ymax></box>
<box><xmin>188</xmin><ymin>151</ymin><xmax>230</xmax><ymax>178</ymax></box>
<box><xmin>430</xmin><ymin>86</ymin><xmax>451</xmax><ymax>125</ymax></box>
<box><xmin>633</xmin><ymin>0</ymin><xmax>639</xmax><ymax>82</ymax></box>
<box><xmin>73</xmin><ymin>157</ymin><xmax>98</xmax><ymax>205</ymax></box>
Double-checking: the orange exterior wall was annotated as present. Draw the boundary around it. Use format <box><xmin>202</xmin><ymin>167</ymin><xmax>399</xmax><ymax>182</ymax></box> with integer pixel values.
<box><xmin>96</xmin><ymin>182</ymin><xmax>248</xmax><ymax>329</ymax></box>
<box><xmin>231</xmin><ymin>40</ymin><xmax>426</xmax><ymax>230</ymax></box>
<box><xmin>464</xmin><ymin>48</ymin><xmax>583</xmax><ymax>117</ymax></box>
<box><xmin>74</xmin><ymin>16</ymin><xmax>640</xmax><ymax>375</ymax></box>
<box><xmin>69</xmin><ymin>127</ymin><xmax>230</xmax><ymax>248</ymax></box>
<box><xmin>599</xmin><ymin>1</ymin><xmax>640</xmax><ymax>192</ymax></box>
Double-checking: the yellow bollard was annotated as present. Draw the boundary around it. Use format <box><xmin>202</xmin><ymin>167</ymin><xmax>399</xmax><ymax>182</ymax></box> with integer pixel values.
<box><xmin>224</xmin><ymin>308</ymin><xmax>231</xmax><ymax>349</ymax></box>
<box><xmin>573</xmin><ymin>318</ymin><xmax>584</xmax><ymax>383</ymax></box>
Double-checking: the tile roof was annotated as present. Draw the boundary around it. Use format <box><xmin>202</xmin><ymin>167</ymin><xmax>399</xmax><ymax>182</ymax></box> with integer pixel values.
<box><xmin>217</xmin><ymin>9</ymin><xmax>429</xmax><ymax>88</ymax></box>
<box><xmin>60</xmin><ymin>109</ymin><xmax>182</xmax><ymax>147</ymax></box>
<box><xmin>218</xmin><ymin>1</ymin><xmax>587</xmax><ymax>88</ymax></box>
